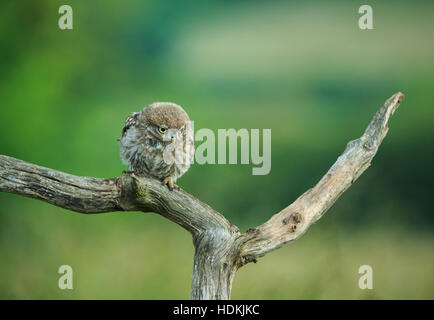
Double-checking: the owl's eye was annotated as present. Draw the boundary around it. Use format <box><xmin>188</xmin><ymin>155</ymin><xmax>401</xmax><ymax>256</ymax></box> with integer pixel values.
<box><xmin>157</xmin><ymin>127</ymin><xmax>167</xmax><ymax>134</ymax></box>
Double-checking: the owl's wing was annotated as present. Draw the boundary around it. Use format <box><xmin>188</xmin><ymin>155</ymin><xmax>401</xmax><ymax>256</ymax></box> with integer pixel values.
<box><xmin>121</xmin><ymin>112</ymin><xmax>140</xmax><ymax>138</ymax></box>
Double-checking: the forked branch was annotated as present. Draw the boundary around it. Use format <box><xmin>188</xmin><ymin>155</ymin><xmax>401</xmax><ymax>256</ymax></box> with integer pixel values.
<box><xmin>0</xmin><ymin>92</ymin><xmax>404</xmax><ymax>299</ymax></box>
<box><xmin>236</xmin><ymin>92</ymin><xmax>404</xmax><ymax>261</ymax></box>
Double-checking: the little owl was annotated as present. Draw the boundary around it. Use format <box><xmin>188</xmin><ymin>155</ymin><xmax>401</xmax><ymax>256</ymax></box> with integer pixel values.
<box><xmin>119</xmin><ymin>102</ymin><xmax>194</xmax><ymax>190</ymax></box>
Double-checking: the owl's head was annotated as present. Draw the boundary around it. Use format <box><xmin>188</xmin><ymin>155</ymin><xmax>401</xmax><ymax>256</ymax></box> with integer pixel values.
<box><xmin>142</xmin><ymin>102</ymin><xmax>191</xmax><ymax>144</ymax></box>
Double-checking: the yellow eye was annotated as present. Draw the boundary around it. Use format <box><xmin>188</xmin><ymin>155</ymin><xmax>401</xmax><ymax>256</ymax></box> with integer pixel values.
<box><xmin>158</xmin><ymin>127</ymin><xmax>167</xmax><ymax>134</ymax></box>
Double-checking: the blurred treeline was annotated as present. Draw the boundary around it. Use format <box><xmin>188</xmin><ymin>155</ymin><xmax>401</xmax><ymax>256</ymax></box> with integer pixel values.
<box><xmin>0</xmin><ymin>0</ymin><xmax>433</xmax><ymax>299</ymax></box>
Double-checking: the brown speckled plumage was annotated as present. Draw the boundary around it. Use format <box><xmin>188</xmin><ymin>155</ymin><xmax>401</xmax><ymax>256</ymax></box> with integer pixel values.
<box><xmin>119</xmin><ymin>102</ymin><xmax>194</xmax><ymax>190</ymax></box>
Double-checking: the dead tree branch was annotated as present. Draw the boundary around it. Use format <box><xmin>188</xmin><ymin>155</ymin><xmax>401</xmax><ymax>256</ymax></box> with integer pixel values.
<box><xmin>0</xmin><ymin>92</ymin><xmax>404</xmax><ymax>300</ymax></box>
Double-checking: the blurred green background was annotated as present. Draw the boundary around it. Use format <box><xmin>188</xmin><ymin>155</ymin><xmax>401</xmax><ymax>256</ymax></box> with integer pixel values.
<box><xmin>0</xmin><ymin>0</ymin><xmax>433</xmax><ymax>299</ymax></box>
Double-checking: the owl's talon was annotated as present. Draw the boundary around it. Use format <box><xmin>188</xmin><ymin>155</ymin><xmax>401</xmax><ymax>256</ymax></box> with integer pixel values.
<box><xmin>162</xmin><ymin>176</ymin><xmax>178</xmax><ymax>191</ymax></box>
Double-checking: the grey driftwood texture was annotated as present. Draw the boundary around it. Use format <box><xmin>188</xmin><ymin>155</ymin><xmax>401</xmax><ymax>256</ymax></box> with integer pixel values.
<box><xmin>0</xmin><ymin>92</ymin><xmax>404</xmax><ymax>299</ymax></box>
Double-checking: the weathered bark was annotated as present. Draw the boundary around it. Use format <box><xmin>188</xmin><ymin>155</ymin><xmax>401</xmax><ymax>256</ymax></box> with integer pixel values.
<box><xmin>0</xmin><ymin>92</ymin><xmax>404</xmax><ymax>300</ymax></box>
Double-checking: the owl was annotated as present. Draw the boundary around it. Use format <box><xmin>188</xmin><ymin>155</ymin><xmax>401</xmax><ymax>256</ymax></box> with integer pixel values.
<box><xmin>119</xmin><ymin>102</ymin><xmax>194</xmax><ymax>190</ymax></box>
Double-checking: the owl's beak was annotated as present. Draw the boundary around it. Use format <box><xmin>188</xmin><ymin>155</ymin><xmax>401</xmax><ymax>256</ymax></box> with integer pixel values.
<box><xmin>170</xmin><ymin>135</ymin><xmax>176</xmax><ymax>143</ymax></box>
